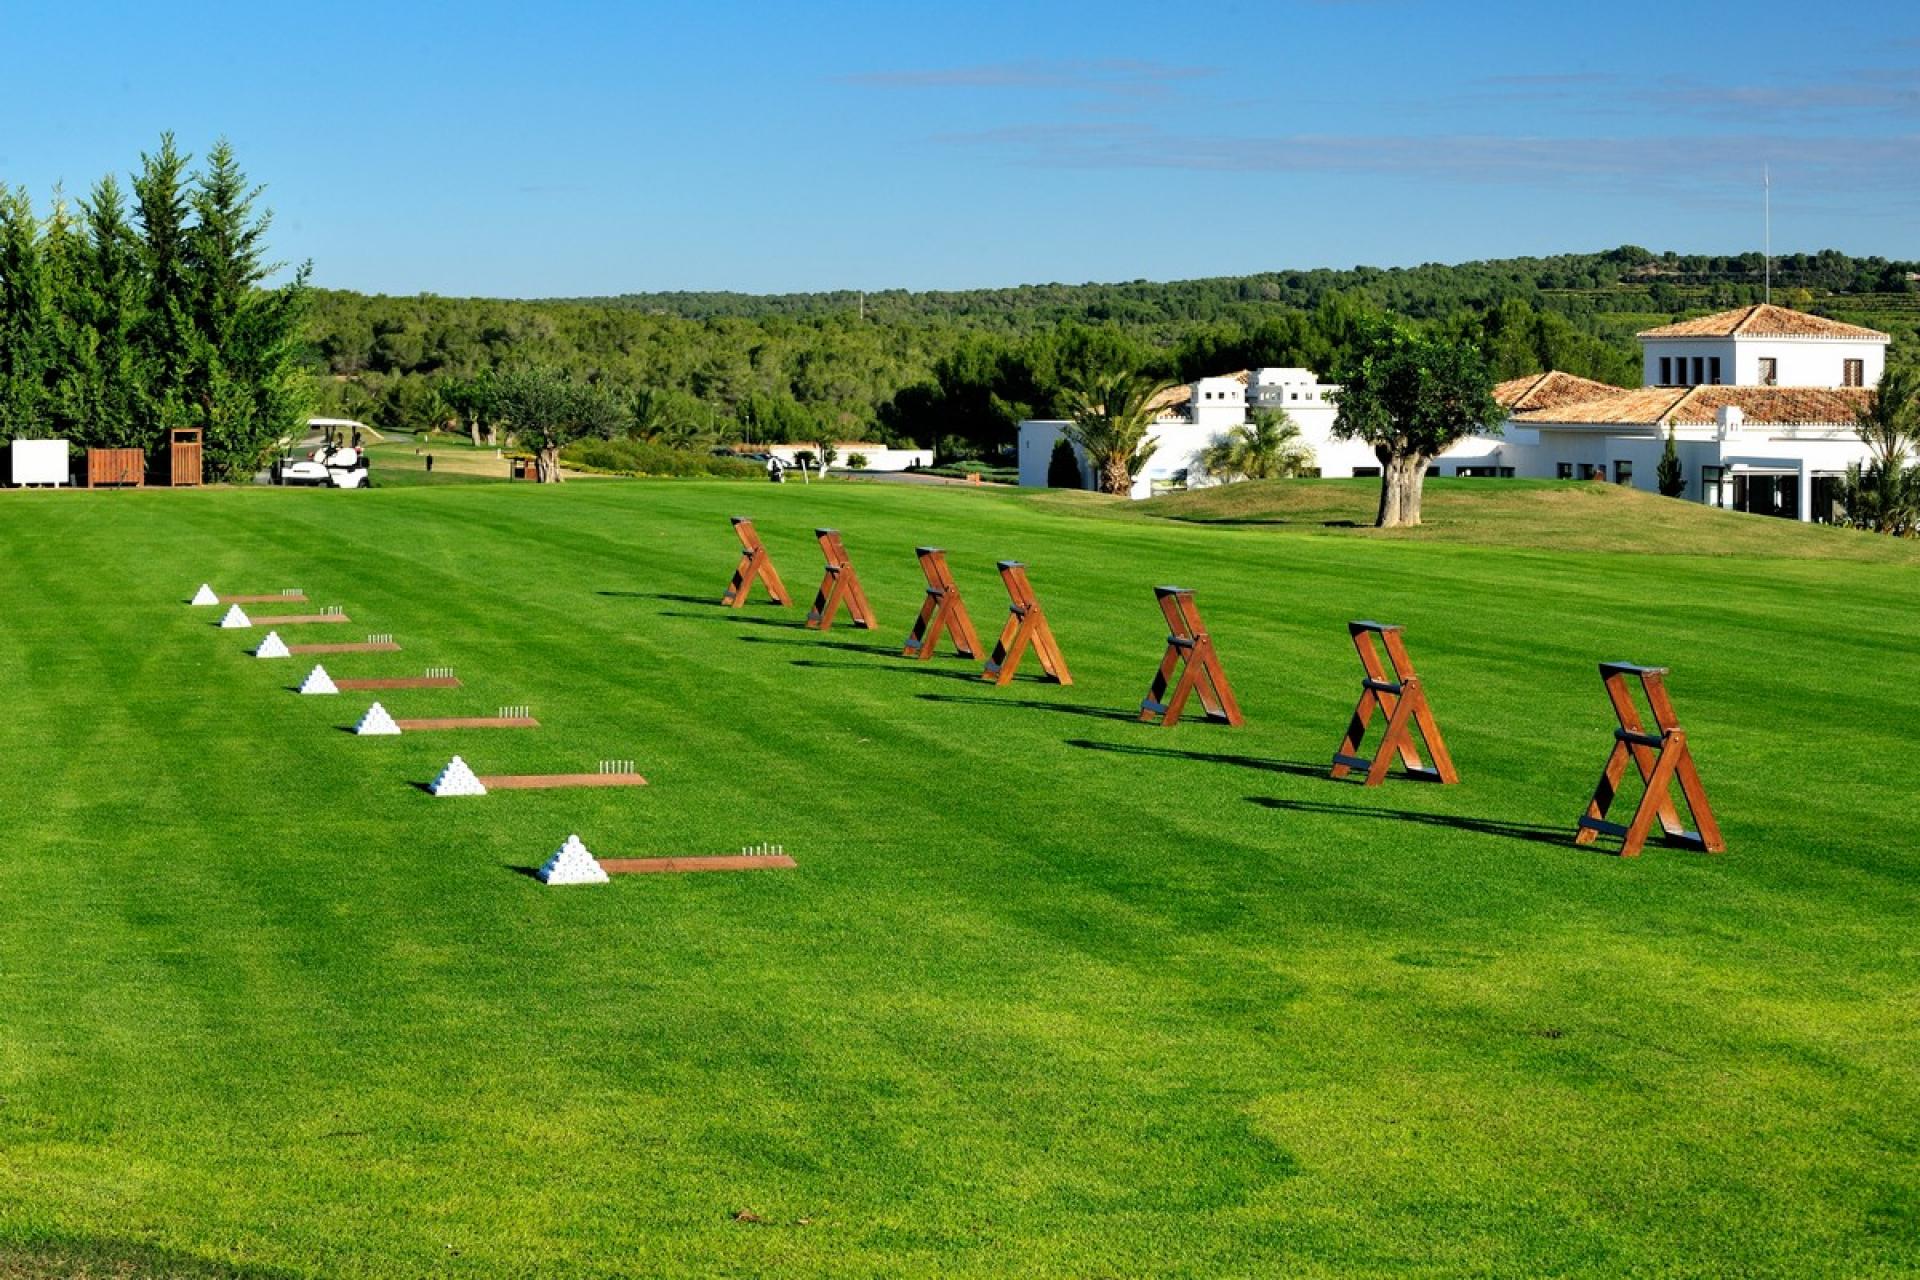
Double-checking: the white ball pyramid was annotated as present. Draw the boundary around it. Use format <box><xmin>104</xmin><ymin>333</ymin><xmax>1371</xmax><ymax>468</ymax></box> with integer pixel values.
<box><xmin>219</xmin><ymin>604</ymin><xmax>252</xmax><ymax>629</ymax></box>
<box><xmin>254</xmin><ymin>631</ymin><xmax>290</xmax><ymax>659</ymax></box>
<box><xmin>190</xmin><ymin>583</ymin><xmax>219</xmax><ymax>606</ymax></box>
<box><xmin>298</xmin><ymin>664</ymin><xmax>338</xmax><ymax>695</ymax></box>
<box><xmin>430</xmin><ymin>755</ymin><xmax>487</xmax><ymax>797</ymax></box>
<box><xmin>355</xmin><ymin>701</ymin><xmax>401</xmax><ymax>736</ymax></box>
<box><xmin>538</xmin><ymin>834</ymin><xmax>608</xmax><ymax>885</ymax></box>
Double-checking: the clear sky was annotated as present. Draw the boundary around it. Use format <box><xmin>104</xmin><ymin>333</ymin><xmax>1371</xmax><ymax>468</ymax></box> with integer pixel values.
<box><xmin>4</xmin><ymin>0</ymin><xmax>1916</xmax><ymax>297</ymax></box>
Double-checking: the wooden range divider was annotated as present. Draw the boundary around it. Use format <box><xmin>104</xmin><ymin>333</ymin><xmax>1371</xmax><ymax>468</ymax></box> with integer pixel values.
<box><xmin>1575</xmin><ymin>663</ymin><xmax>1724</xmax><ymax>858</ymax></box>
<box><xmin>805</xmin><ymin>528</ymin><xmax>877</xmax><ymax>630</ymax></box>
<box><xmin>982</xmin><ymin>561</ymin><xmax>1070</xmax><ymax>685</ymax></box>
<box><xmin>903</xmin><ymin>547</ymin><xmax>982</xmax><ymax>660</ymax></box>
<box><xmin>722</xmin><ymin>516</ymin><xmax>791</xmax><ymax>607</ymax></box>
<box><xmin>1139</xmin><ymin>587</ymin><xmax>1243</xmax><ymax>726</ymax></box>
<box><xmin>1331</xmin><ymin>622</ymin><xmax>1458</xmax><ymax>786</ymax></box>
<box><xmin>289</xmin><ymin>633</ymin><xmax>398</xmax><ymax>655</ymax></box>
<box><xmin>396</xmin><ymin>707</ymin><xmax>537</xmax><ymax>731</ymax></box>
<box><xmin>481</xmin><ymin>760</ymin><xmax>646</xmax><ymax>790</ymax></box>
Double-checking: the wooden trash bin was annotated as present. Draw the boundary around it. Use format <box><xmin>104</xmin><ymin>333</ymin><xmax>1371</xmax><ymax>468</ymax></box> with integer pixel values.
<box><xmin>87</xmin><ymin>447</ymin><xmax>146</xmax><ymax>488</ymax></box>
<box><xmin>168</xmin><ymin>429</ymin><xmax>203</xmax><ymax>486</ymax></box>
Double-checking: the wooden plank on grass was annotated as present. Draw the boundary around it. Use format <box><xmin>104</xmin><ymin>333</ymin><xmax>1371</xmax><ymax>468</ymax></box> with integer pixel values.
<box><xmin>599</xmin><ymin>854</ymin><xmax>795</xmax><ymax>874</ymax></box>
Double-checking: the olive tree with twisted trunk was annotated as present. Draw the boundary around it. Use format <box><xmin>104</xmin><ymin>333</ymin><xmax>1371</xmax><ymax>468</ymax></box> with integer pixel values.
<box><xmin>1331</xmin><ymin>322</ymin><xmax>1502</xmax><ymax>528</ymax></box>
<box><xmin>490</xmin><ymin>367</ymin><xmax>622</xmax><ymax>483</ymax></box>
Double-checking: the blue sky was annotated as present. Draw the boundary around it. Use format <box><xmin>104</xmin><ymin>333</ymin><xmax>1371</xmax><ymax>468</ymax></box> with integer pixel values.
<box><xmin>4</xmin><ymin>0</ymin><xmax>1916</xmax><ymax>297</ymax></box>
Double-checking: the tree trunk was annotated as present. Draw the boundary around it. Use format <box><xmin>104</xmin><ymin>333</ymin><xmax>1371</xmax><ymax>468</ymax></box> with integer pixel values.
<box><xmin>536</xmin><ymin>444</ymin><xmax>563</xmax><ymax>483</ymax></box>
<box><xmin>1400</xmin><ymin>454</ymin><xmax>1430</xmax><ymax>526</ymax></box>
<box><xmin>1102</xmin><ymin>456</ymin><xmax>1133</xmax><ymax>496</ymax></box>
<box><xmin>1375</xmin><ymin>449</ymin><xmax>1405</xmax><ymax>528</ymax></box>
<box><xmin>468</xmin><ymin>414</ymin><xmax>482</xmax><ymax>448</ymax></box>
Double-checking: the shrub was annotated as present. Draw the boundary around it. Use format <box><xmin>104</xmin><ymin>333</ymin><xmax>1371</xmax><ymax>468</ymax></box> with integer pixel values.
<box><xmin>848</xmin><ymin>453</ymin><xmax>869</xmax><ymax>470</ymax></box>
<box><xmin>561</xmin><ymin>438</ymin><xmax>758</xmax><ymax>478</ymax></box>
<box><xmin>1046</xmin><ymin>437</ymin><xmax>1082</xmax><ymax>488</ymax></box>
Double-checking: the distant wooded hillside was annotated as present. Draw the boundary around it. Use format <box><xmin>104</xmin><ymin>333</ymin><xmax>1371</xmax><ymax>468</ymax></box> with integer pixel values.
<box><xmin>306</xmin><ymin>246</ymin><xmax>1919</xmax><ymax>459</ymax></box>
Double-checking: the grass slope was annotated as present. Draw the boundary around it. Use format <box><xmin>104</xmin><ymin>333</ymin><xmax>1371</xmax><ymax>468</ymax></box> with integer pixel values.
<box><xmin>0</xmin><ymin>479</ymin><xmax>1915</xmax><ymax>1278</ymax></box>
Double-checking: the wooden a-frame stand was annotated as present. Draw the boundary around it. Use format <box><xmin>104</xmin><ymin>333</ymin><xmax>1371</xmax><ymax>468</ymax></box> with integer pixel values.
<box><xmin>982</xmin><ymin>561</ymin><xmax>1070</xmax><ymax>685</ymax></box>
<box><xmin>1576</xmin><ymin>663</ymin><xmax>1724</xmax><ymax>857</ymax></box>
<box><xmin>1139</xmin><ymin>587</ymin><xmax>1242</xmax><ymax>726</ymax></box>
<box><xmin>903</xmin><ymin>547</ymin><xmax>981</xmax><ymax>660</ymax></box>
<box><xmin>805</xmin><ymin>528</ymin><xmax>877</xmax><ymax>630</ymax></box>
<box><xmin>722</xmin><ymin>517</ymin><xmax>791</xmax><ymax>607</ymax></box>
<box><xmin>1331</xmin><ymin>622</ymin><xmax>1458</xmax><ymax>786</ymax></box>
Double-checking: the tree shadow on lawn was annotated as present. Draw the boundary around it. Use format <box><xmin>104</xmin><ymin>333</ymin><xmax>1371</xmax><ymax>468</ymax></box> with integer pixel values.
<box><xmin>916</xmin><ymin>691</ymin><xmax>1138</xmax><ymax>721</ymax></box>
<box><xmin>1066</xmin><ymin>738</ymin><xmax>1327</xmax><ymax>779</ymax></box>
<box><xmin>1246</xmin><ymin>794</ymin><xmax>1572</xmax><ymax>848</ymax></box>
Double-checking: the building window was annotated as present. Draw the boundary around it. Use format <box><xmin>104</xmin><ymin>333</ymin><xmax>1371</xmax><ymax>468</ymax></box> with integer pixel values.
<box><xmin>1843</xmin><ymin>359</ymin><xmax>1864</xmax><ymax>387</ymax></box>
<box><xmin>1659</xmin><ymin>357</ymin><xmax>1672</xmax><ymax>385</ymax></box>
<box><xmin>1577</xmin><ymin>463</ymin><xmax>1597</xmax><ymax>480</ymax></box>
<box><xmin>1614</xmin><ymin>460</ymin><xmax>1634</xmax><ymax>486</ymax></box>
<box><xmin>1352</xmin><ymin>466</ymin><xmax>1381</xmax><ymax>477</ymax></box>
<box><xmin>1556</xmin><ymin>462</ymin><xmax>1573</xmax><ymax>479</ymax></box>
<box><xmin>1758</xmin><ymin>357</ymin><xmax>1777</xmax><ymax>386</ymax></box>
<box><xmin>1701</xmin><ymin>465</ymin><xmax>1726</xmax><ymax>508</ymax></box>
<box><xmin>1691</xmin><ymin>356</ymin><xmax>1705</xmax><ymax>384</ymax></box>
<box><xmin>1709</xmin><ymin>357</ymin><xmax>1722</xmax><ymax>385</ymax></box>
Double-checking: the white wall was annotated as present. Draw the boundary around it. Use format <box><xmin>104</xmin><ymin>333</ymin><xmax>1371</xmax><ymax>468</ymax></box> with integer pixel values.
<box><xmin>764</xmin><ymin>444</ymin><xmax>932</xmax><ymax>472</ymax></box>
<box><xmin>1642</xmin><ymin>337</ymin><xmax>1885</xmax><ymax>389</ymax></box>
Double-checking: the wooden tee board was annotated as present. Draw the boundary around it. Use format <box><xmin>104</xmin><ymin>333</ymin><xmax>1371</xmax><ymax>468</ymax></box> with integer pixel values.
<box><xmin>252</xmin><ymin>613</ymin><xmax>351</xmax><ymax>626</ymax></box>
<box><xmin>598</xmin><ymin>854</ymin><xmax>796</xmax><ymax>875</ymax></box>
<box><xmin>477</xmin><ymin>772</ymin><xmax>648</xmax><ymax>790</ymax></box>
<box><xmin>394</xmin><ymin>716</ymin><xmax>536</xmax><ymax>730</ymax></box>
<box><xmin>903</xmin><ymin>547</ymin><xmax>982</xmax><ymax>660</ymax></box>
<box><xmin>333</xmin><ymin>676</ymin><xmax>461</xmax><ymax>690</ymax></box>
<box><xmin>805</xmin><ymin>528</ymin><xmax>877</xmax><ymax>630</ymax></box>
<box><xmin>721</xmin><ymin>517</ymin><xmax>791</xmax><ymax>607</ymax></box>
<box><xmin>981</xmin><ymin>561</ymin><xmax>1069</xmax><ymax>685</ymax></box>
<box><xmin>1330</xmin><ymin>622</ymin><xmax>1457</xmax><ymax>786</ymax></box>
<box><xmin>288</xmin><ymin>641</ymin><xmax>400</xmax><ymax>655</ymax></box>
<box><xmin>219</xmin><ymin>592</ymin><xmax>307</xmax><ymax>605</ymax></box>
<box><xmin>1575</xmin><ymin>663</ymin><xmax>1724</xmax><ymax>858</ymax></box>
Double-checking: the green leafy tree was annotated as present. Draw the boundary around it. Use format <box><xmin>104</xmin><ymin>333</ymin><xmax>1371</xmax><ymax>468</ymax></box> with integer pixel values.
<box><xmin>1201</xmin><ymin>408</ymin><xmax>1315</xmax><ymax>481</ymax></box>
<box><xmin>1046</xmin><ymin>436</ymin><xmax>1082</xmax><ymax>488</ymax></box>
<box><xmin>57</xmin><ymin>176</ymin><xmax>152</xmax><ymax>448</ymax></box>
<box><xmin>1063</xmin><ymin>371</ymin><xmax>1170</xmax><ymax>496</ymax></box>
<box><xmin>0</xmin><ymin>184</ymin><xmax>58</xmax><ymax>439</ymax></box>
<box><xmin>438</xmin><ymin>372</ymin><xmax>497</xmax><ymax>446</ymax></box>
<box><xmin>178</xmin><ymin>139</ymin><xmax>311</xmax><ymax>479</ymax></box>
<box><xmin>1331</xmin><ymin>321</ymin><xmax>1503</xmax><ymax>527</ymax></box>
<box><xmin>491</xmin><ymin>366</ymin><xmax>622</xmax><ymax>482</ymax></box>
<box><xmin>1657</xmin><ymin>425</ymin><xmax>1686</xmax><ymax>497</ymax></box>
<box><xmin>1840</xmin><ymin>364</ymin><xmax>1920</xmax><ymax>534</ymax></box>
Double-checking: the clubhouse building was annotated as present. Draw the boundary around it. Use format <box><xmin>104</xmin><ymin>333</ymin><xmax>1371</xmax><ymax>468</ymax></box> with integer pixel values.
<box><xmin>1017</xmin><ymin>303</ymin><xmax>1892</xmax><ymax>522</ymax></box>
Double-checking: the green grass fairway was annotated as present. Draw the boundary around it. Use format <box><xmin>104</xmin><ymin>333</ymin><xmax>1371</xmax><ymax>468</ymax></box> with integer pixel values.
<box><xmin>1</xmin><ymin>479</ymin><xmax>1916</xmax><ymax>1278</ymax></box>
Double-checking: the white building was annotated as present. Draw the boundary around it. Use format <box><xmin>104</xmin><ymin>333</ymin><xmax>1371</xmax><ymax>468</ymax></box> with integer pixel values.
<box><xmin>1017</xmin><ymin>303</ymin><xmax>1894</xmax><ymax>521</ymax></box>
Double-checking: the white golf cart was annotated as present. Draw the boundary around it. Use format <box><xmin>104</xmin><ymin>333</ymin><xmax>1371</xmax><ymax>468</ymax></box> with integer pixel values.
<box><xmin>273</xmin><ymin>419</ymin><xmax>373</xmax><ymax>488</ymax></box>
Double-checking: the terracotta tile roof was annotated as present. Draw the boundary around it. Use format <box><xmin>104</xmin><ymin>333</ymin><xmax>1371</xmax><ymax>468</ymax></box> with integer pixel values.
<box><xmin>1493</xmin><ymin>370</ymin><xmax>1627</xmax><ymax>412</ymax></box>
<box><xmin>1514</xmin><ymin>385</ymin><xmax>1873</xmax><ymax>427</ymax></box>
<box><xmin>1637</xmin><ymin>304</ymin><xmax>1889</xmax><ymax>341</ymax></box>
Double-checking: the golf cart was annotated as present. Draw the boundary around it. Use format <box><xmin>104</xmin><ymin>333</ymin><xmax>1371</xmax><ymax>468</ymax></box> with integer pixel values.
<box><xmin>273</xmin><ymin>420</ymin><xmax>372</xmax><ymax>488</ymax></box>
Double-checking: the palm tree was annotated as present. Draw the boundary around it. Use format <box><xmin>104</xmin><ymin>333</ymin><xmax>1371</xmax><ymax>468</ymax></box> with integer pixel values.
<box><xmin>1063</xmin><ymin>372</ymin><xmax>1171</xmax><ymax>496</ymax></box>
<box><xmin>1844</xmin><ymin>364</ymin><xmax>1920</xmax><ymax>534</ymax></box>
<box><xmin>1201</xmin><ymin>409</ymin><xmax>1315</xmax><ymax>482</ymax></box>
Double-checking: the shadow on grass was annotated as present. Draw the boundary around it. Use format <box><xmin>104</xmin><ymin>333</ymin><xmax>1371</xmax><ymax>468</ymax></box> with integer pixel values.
<box><xmin>1066</xmin><ymin>738</ymin><xmax>1327</xmax><ymax>779</ymax></box>
<box><xmin>505</xmin><ymin>864</ymin><xmax>542</xmax><ymax>880</ymax></box>
<box><xmin>916</xmin><ymin>691</ymin><xmax>1136</xmax><ymax>721</ymax></box>
<box><xmin>793</xmin><ymin>658</ymin><xmax>983</xmax><ymax>682</ymax></box>
<box><xmin>600</xmin><ymin>591</ymin><xmax>731</xmax><ymax>605</ymax></box>
<box><xmin>659</xmin><ymin>609</ymin><xmax>801</xmax><ymax>629</ymax></box>
<box><xmin>1246</xmin><ymin>795</ymin><xmax>1570</xmax><ymax>848</ymax></box>
<box><xmin>741</xmin><ymin>633</ymin><xmax>899</xmax><ymax>656</ymax></box>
